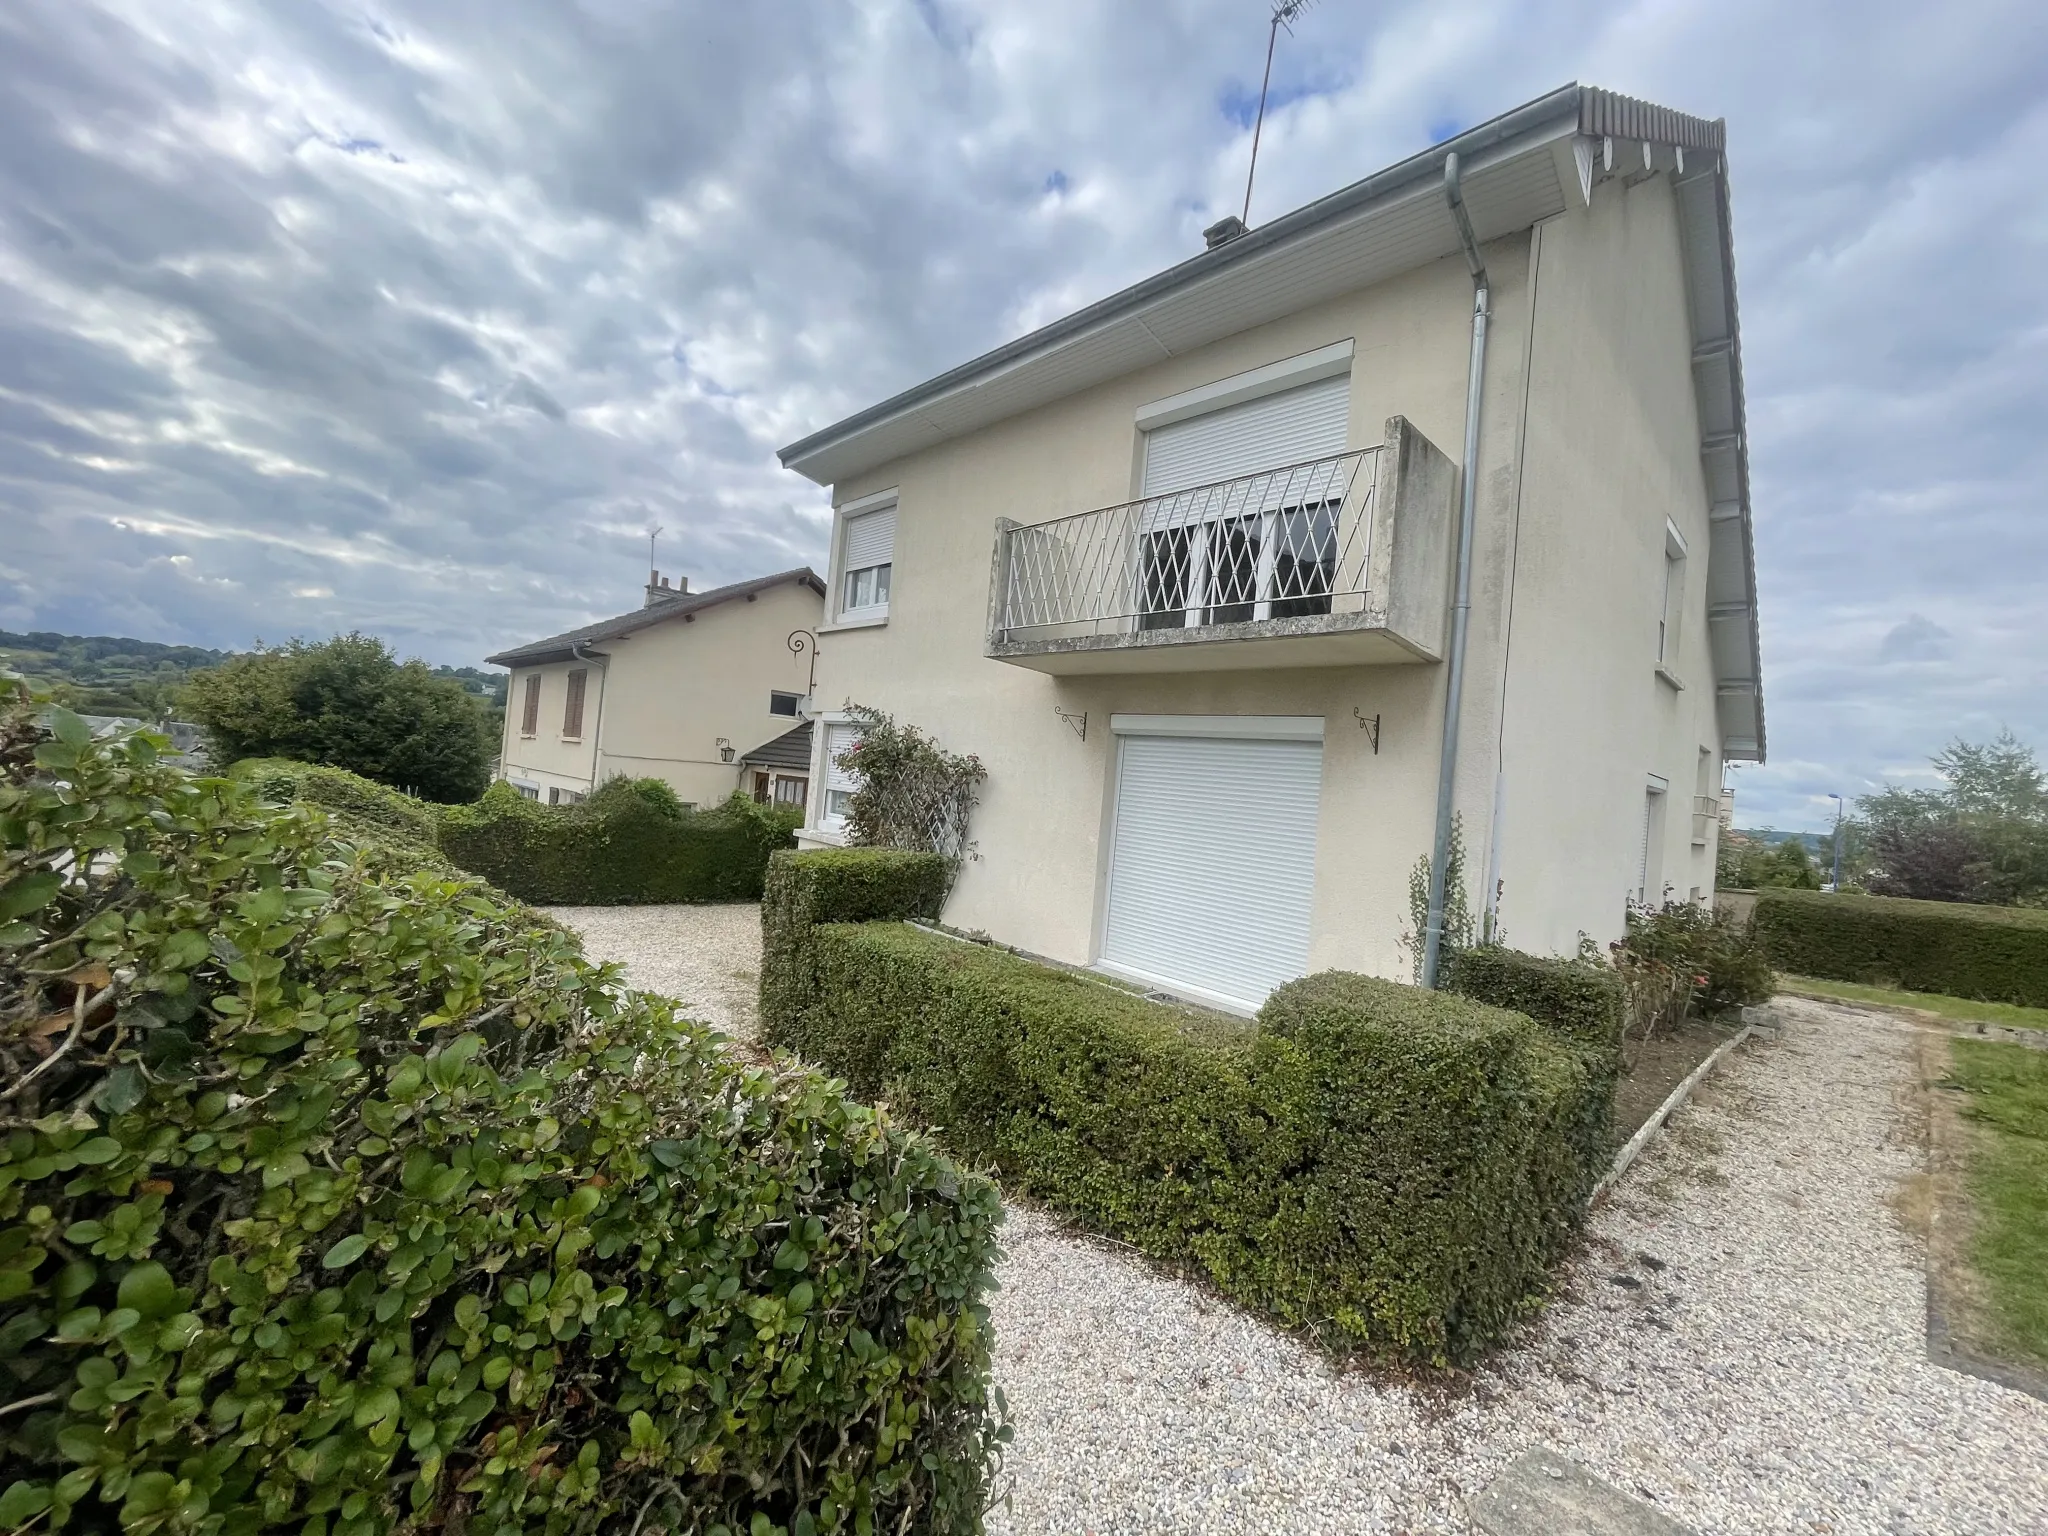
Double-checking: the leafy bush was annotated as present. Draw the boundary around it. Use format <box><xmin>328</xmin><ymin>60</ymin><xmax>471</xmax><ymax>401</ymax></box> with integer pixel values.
<box><xmin>761</xmin><ymin>851</ymin><xmax>1600</xmax><ymax>1365</ymax></box>
<box><xmin>0</xmin><ymin>700</ymin><xmax>1004</xmax><ymax>1536</ymax></box>
<box><xmin>1443</xmin><ymin>946</ymin><xmax>1625</xmax><ymax>1172</ymax></box>
<box><xmin>1716</xmin><ymin>833</ymin><xmax>1823</xmax><ymax>891</ymax></box>
<box><xmin>438</xmin><ymin>780</ymin><xmax>799</xmax><ymax>905</ymax></box>
<box><xmin>237</xmin><ymin>757</ymin><xmax>445</xmax><ymax>862</ymax></box>
<box><xmin>180</xmin><ymin>633</ymin><xmax>497</xmax><ymax>804</ymax></box>
<box><xmin>1619</xmin><ymin>901</ymin><xmax>1775</xmax><ymax>1019</ymax></box>
<box><xmin>837</xmin><ymin>707</ymin><xmax>985</xmax><ymax>864</ymax></box>
<box><xmin>1754</xmin><ymin>889</ymin><xmax>2048</xmax><ymax>1008</ymax></box>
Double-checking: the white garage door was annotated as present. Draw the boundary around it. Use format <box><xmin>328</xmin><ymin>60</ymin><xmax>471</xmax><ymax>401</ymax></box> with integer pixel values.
<box><xmin>1100</xmin><ymin>723</ymin><xmax>1323</xmax><ymax>1012</ymax></box>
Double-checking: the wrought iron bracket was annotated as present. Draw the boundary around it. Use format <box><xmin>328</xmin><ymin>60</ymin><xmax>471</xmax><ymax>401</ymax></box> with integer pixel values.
<box><xmin>1353</xmin><ymin>707</ymin><xmax>1380</xmax><ymax>754</ymax></box>
<box><xmin>1054</xmin><ymin>706</ymin><xmax>1087</xmax><ymax>742</ymax></box>
<box><xmin>787</xmin><ymin>629</ymin><xmax>819</xmax><ymax>696</ymax></box>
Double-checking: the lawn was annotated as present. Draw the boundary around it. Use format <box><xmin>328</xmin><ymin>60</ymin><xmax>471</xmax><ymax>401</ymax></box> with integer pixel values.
<box><xmin>1780</xmin><ymin>974</ymin><xmax>2048</xmax><ymax>1032</ymax></box>
<box><xmin>1949</xmin><ymin>1039</ymin><xmax>2048</xmax><ymax>1371</ymax></box>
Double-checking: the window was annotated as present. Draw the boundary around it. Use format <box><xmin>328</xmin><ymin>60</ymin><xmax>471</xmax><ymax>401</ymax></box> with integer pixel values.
<box><xmin>823</xmin><ymin>721</ymin><xmax>861</xmax><ymax>824</ymax></box>
<box><xmin>769</xmin><ymin>691</ymin><xmax>801</xmax><ymax>717</ymax></box>
<box><xmin>773</xmin><ymin>775</ymin><xmax>808</xmax><ymax>808</ymax></box>
<box><xmin>1639</xmin><ymin>776</ymin><xmax>1669</xmax><ymax>906</ymax></box>
<box><xmin>562</xmin><ymin>668</ymin><xmax>587</xmax><ymax>739</ymax></box>
<box><xmin>520</xmin><ymin>675</ymin><xmax>540</xmax><ymax>737</ymax></box>
<box><xmin>512</xmin><ymin>781</ymin><xmax>540</xmax><ymax>801</ymax></box>
<box><xmin>839</xmin><ymin>503</ymin><xmax>895</xmax><ymax>620</ymax></box>
<box><xmin>1658</xmin><ymin>520</ymin><xmax>1688</xmax><ymax>668</ymax></box>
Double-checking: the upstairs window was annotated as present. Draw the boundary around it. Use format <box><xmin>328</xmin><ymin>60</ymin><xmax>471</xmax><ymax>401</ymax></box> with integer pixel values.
<box><xmin>839</xmin><ymin>502</ymin><xmax>895</xmax><ymax>621</ymax></box>
<box><xmin>520</xmin><ymin>675</ymin><xmax>540</xmax><ymax>737</ymax></box>
<box><xmin>1659</xmin><ymin>520</ymin><xmax>1688</xmax><ymax>668</ymax></box>
<box><xmin>562</xmin><ymin>668</ymin><xmax>588</xmax><ymax>739</ymax></box>
<box><xmin>770</xmin><ymin>690</ymin><xmax>801</xmax><ymax>717</ymax></box>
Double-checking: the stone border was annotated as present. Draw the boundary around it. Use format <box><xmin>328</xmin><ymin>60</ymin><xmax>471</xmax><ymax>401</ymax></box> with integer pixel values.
<box><xmin>1591</xmin><ymin>1022</ymin><xmax>1756</xmax><ymax>1205</ymax></box>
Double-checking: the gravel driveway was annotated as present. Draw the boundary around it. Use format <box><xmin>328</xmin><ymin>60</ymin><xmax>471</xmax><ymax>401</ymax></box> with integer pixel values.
<box><xmin>544</xmin><ymin>901</ymin><xmax>764</xmax><ymax>1045</ymax></box>
<box><xmin>543</xmin><ymin>902</ymin><xmax>2048</xmax><ymax>1533</ymax></box>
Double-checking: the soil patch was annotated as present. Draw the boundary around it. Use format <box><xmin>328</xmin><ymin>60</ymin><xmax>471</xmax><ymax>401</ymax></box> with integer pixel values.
<box><xmin>1611</xmin><ymin>1016</ymin><xmax>1744</xmax><ymax>1146</ymax></box>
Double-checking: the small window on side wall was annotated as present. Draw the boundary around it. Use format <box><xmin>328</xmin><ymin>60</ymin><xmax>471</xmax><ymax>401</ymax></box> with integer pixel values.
<box><xmin>1658</xmin><ymin>520</ymin><xmax>1688</xmax><ymax>668</ymax></box>
<box><xmin>839</xmin><ymin>502</ymin><xmax>895</xmax><ymax>621</ymax></box>
<box><xmin>770</xmin><ymin>690</ymin><xmax>801</xmax><ymax>717</ymax></box>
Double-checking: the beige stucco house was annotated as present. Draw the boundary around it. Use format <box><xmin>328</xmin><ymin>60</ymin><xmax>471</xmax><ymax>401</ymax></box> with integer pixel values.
<box><xmin>486</xmin><ymin>568</ymin><xmax>826</xmax><ymax>808</ymax></box>
<box><xmin>777</xmin><ymin>84</ymin><xmax>1766</xmax><ymax>1016</ymax></box>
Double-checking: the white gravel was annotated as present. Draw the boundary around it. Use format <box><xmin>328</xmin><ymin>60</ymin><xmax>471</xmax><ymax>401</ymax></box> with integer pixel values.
<box><xmin>539</xmin><ymin>903</ymin><xmax>2048</xmax><ymax>1533</ymax></box>
<box><xmin>543</xmin><ymin>901</ymin><xmax>764</xmax><ymax>1046</ymax></box>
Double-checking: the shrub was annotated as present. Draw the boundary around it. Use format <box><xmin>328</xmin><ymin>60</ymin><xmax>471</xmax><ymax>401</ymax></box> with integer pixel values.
<box><xmin>761</xmin><ymin>851</ymin><xmax>1599</xmax><ymax>1365</ymax></box>
<box><xmin>1754</xmin><ymin>888</ymin><xmax>2048</xmax><ymax>1008</ymax></box>
<box><xmin>1443</xmin><ymin>946</ymin><xmax>1624</xmax><ymax>1172</ymax></box>
<box><xmin>237</xmin><ymin>757</ymin><xmax>445</xmax><ymax>861</ymax></box>
<box><xmin>438</xmin><ymin>780</ymin><xmax>799</xmax><ymax>904</ymax></box>
<box><xmin>837</xmin><ymin>707</ymin><xmax>985</xmax><ymax>864</ymax></box>
<box><xmin>1614</xmin><ymin>900</ymin><xmax>1774</xmax><ymax>1033</ymax></box>
<box><xmin>0</xmin><ymin>701</ymin><xmax>1004</xmax><ymax>1536</ymax></box>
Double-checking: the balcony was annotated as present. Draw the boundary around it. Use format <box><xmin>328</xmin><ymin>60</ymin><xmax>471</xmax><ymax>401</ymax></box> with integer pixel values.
<box><xmin>986</xmin><ymin>416</ymin><xmax>1457</xmax><ymax>674</ymax></box>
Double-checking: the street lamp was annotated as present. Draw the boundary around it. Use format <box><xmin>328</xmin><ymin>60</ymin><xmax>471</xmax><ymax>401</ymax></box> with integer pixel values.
<box><xmin>1828</xmin><ymin>793</ymin><xmax>1844</xmax><ymax>891</ymax></box>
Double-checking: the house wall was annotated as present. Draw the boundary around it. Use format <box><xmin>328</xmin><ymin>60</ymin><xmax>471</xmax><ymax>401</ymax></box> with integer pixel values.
<box><xmin>498</xmin><ymin>580</ymin><xmax>822</xmax><ymax>807</ymax></box>
<box><xmin>800</xmin><ymin>166</ymin><xmax>1723</xmax><ymax>982</ymax></box>
<box><xmin>1489</xmin><ymin>171</ymin><xmax>1727</xmax><ymax>956</ymax></box>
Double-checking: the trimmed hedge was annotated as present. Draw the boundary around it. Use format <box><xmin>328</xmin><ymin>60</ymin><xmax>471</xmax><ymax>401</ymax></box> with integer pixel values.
<box><xmin>439</xmin><ymin>778</ymin><xmax>800</xmax><ymax>904</ymax></box>
<box><xmin>1</xmin><ymin>705</ymin><xmax>1003</xmax><ymax>1535</ymax></box>
<box><xmin>1754</xmin><ymin>888</ymin><xmax>2048</xmax><ymax>1008</ymax></box>
<box><xmin>238</xmin><ymin>756</ymin><xmax>446</xmax><ymax>861</ymax></box>
<box><xmin>761</xmin><ymin>851</ymin><xmax>1600</xmax><ymax>1365</ymax></box>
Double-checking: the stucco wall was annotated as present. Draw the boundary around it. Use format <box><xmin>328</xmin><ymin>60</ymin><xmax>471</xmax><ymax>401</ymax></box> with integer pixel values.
<box><xmin>1490</xmin><ymin>171</ymin><xmax>1727</xmax><ymax>957</ymax></box>
<box><xmin>800</xmin><ymin>166</ymin><xmax>1725</xmax><ymax>982</ymax></box>
<box><xmin>498</xmin><ymin>579</ymin><xmax>823</xmax><ymax>807</ymax></box>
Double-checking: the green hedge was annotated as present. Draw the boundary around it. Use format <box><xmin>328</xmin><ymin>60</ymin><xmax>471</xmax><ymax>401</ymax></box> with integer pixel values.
<box><xmin>1754</xmin><ymin>889</ymin><xmax>2048</xmax><ymax>1008</ymax></box>
<box><xmin>439</xmin><ymin>778</ymin><xmax>800</xmax><ymax>904</ymax></box>
<box><xmin>760</xmin><ymin>852</ymin><xmax>1599</xmax><ymax>1364</ymax></box>
<box><xmin>237</xmin><ymin>756</ymin><xmax>446</xmax><ymax>860</ymax></box>
<box><xmin>1</xmin><ymin>705</ymin><xmax>1002</xmax><ymax>1535</ymax></box>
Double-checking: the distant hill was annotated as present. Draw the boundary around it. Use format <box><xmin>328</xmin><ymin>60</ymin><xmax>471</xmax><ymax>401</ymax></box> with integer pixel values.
<box><xmin>0</xmin><ymin>629</ymin><xmax>506</xmax><ymax>721</ymax></box>
<box><xmin>1733</xmin><ymin>827</ymin><xmax>1835</xmax><ymax>858</ymax></box>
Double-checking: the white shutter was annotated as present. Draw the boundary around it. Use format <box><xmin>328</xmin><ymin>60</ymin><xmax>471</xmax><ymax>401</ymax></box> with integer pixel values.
<box><xmin>842</xmin><ymin>506</ymin><xmax>895</xmax><ymax>570</ymax></box>
<box><xmin>825</xmin><ymin>723</ymin><xmax>860</xmax><ymax>791</ymax></box>
<box><xmin>1141</xmin><ymin>374</ymin><xmax>1350</xmax><ymax>499</ymax></box>
<box><xmin>1101</xmin><ymin>732</ymin><xmax>1322</xmax><ymax>1011</ymax></box>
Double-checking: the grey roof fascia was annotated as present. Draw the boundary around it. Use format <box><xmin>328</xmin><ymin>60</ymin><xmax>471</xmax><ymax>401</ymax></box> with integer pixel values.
<box><xmin>777</xmin><ymin>84</ymin><xmax>1587</xmax><ymax>481</ymax></box>
<box><xmin>485</xmin><ymin>568</ymin><xmax>823</xmax><ymax>669</ymax></box>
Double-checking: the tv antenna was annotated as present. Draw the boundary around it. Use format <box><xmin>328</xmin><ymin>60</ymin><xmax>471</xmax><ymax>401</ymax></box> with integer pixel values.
<box><xmin>647</xmin><ymin>525</ymin><xmax>663</xmax><ymax>572</ymax></box>
<box><xmin>1242</xmin><ymin>0</ymin><xmax>1315</xmax><ymax>227</ymax></box>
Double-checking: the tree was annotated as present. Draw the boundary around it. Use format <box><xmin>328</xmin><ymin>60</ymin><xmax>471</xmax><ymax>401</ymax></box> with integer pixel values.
<box><xmin>180</xmin><ymin>633</ymin><xmax>495</xmax><ymax>803</ymax></box>
<box><xmin>1855</xmin><ymin>729</ymin><xmax>2048</xmax><ymax>906</ymax></box>
<box><xmin>1717</xmin><ymin>831</ymin><xmax>1821</xmax><ymax>890</ymax></box>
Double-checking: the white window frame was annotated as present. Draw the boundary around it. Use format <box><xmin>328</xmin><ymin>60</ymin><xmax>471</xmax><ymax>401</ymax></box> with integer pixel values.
<box><xmin>829</xmin><ymin>488</ymin><xmax>897</xmax><ymax>629</ymax></box>
<box><xmin>814</xmin><ymin>711</ymin><xmax>863</xmax><ymax>830</ymax></box>
<box><xmin>1657</xmin><ymin>518</ymin><xmax>1688</xmax><ymax>680</ymax></box>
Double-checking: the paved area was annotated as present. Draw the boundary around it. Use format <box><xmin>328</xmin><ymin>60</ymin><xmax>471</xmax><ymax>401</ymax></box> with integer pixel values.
<box><xmin>541</xmin><ymin>901</ymin><xmax>2048</xmax><ymax>1534</ymax></box>
<box><xmin>543</xmin><ymin>900</ymin><xmax>763</xmax><ymax>1045</ymax></box>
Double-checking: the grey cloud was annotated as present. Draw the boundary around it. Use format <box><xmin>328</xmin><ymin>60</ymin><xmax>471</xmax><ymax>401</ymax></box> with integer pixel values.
<box><xmin>0</xmin><ymin>0</ymin><xmax>2043</xmax><ymax>831</ymax></box>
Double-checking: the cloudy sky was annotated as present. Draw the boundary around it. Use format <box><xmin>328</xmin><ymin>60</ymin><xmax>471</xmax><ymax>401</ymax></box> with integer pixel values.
<box><xmin>1</xmin><ymin>0</ymin><xmax>2044</xmax><ymax>827</ymax></box>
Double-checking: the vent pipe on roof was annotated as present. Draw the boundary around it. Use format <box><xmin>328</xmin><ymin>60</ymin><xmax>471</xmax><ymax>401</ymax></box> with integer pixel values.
<box><xmin>1421</xmin><ymin>151</ymin><xmax>1491</xmax><ymax>992</ymax></box>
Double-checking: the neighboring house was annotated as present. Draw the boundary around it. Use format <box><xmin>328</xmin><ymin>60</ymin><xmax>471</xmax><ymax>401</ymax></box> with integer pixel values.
<box><xmin>776</xmin><ymin>84</ymin><xmax>1765</xmax><ymax>1016</ymax></box>
<box><xmin>485</xmin><ymin>568</ymin><xmax>826</xmax><ymax>807</ymax></box>
<box><xmin>740</xmin><ymin>721</ymin><xmax>814</xmax><ymax>810</ymax></box>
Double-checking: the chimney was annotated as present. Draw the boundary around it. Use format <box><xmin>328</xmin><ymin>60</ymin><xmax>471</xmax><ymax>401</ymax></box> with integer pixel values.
<box><xmin>1202</xmin><ymin>215</ymin><xmax>1248</xmax><ymax>250</ymax></box>
<box><xmin>644</xmin><ymin>569</ymin><xmax>689</xmax><ymax>608</ymax></box>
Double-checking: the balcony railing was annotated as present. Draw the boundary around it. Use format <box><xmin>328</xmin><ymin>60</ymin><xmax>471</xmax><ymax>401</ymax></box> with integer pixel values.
<box><xmin>993</xmin><ymin>447</ymin><xmax>1380</xmax><ymax>640</ymax></box>
<box><xmin>1691</xmin><ymin>794</ymin><xmax>1721</xmax><ymax>846</ymax></box>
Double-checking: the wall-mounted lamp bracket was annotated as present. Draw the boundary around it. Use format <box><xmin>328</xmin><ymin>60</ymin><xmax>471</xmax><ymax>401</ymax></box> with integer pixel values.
<box><xmin>715</xmin><ymin>737</ymin><xmax>735</xmax><ymax>763</ymax></box>
<box><xmin>1353</xmin><ymin>708</ymin><xmax>1380</xmax><ymax>754</ymax></box>
<box><xmin>1054</xmin><ymin>706</ymin><xmax>1087</xmax><ymax>742</ymax></box>
<box><xmin>786</xmin><ymin>630</ymin><xmax>820</xmax><ymax>695</ymax></box>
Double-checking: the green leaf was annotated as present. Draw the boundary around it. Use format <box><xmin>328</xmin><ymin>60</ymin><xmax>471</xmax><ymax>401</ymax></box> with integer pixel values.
<box><xmin>157</xmin><ymin>929</ymin><xmax>208</xmax><ymax>971</ymax></box>
<box><xmin>0</xmin><ymin>870</ymin><xmax>61</xmax><ymax>922</ymax></box>
<box><xmin>321</xmin><ymin>1234</ymin><xmax>369</xmax><ymax>1270</ymax></box>
<box><xmin>352</xmin><ymin>1386</ymin><xmax>400</xmax><ymax>1428</ymax></box>
<box><xmin>649</xmin><ymin>1139</ymin><xmax>684</xmax><ymax>1168</ymax></box>
<box><xmin>0</xmin><ymin>1482</ymin><xmax>53</xmax><ymax>1526</ymax></box>
<box><xmin>71</xmin><ymin>1137</ymin><xmax>122</xmax><ymax>1167</ymax></box>
<box><xmin>117</xmin><ymin>1262</ymin><xmax>178</xmax><ymax>1319</ymax></box>
<box><xmin>771</xmin><ymin>1239</ymin><xmax>809</xmax><ymax>1272</ymax></box>
<box><xmin>98</xmin><ymin>1066</ymin><xmax>146</xmax><ymax>1115</ymax></box>
<box><xmin>47</xmin><ymin>706</ymin><xmax>93</xmax><ymax>747</ymax></box>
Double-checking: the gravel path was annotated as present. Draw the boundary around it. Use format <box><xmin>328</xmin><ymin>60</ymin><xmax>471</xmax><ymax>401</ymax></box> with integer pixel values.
<box><xmin>543</xmin><ymin>901</ymin><xmax>763</xmax><ymax>1045</ymax></box>
<box><xmin>539</xmin><ymin>903</ymin><xmax>2048</xmax><ymax>1533</ymax></box>
<box><xmin>986</xmin><ymin>997</ymin><xmax>2048</xmax><ymax>1535</ymax></box>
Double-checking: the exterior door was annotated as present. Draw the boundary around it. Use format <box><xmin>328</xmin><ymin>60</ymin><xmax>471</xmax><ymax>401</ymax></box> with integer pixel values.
<box><xmin>1100</xmin><ymin>724</ymin><xmax>1323</xmax><ymax>1012</ymax></box>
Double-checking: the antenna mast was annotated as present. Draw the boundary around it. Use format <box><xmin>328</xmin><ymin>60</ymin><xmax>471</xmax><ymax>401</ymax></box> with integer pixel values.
<box><xmin>647</xmin><ymin>525</ymin><xmax>662</xmax><ymax>574</ymax></box>
<box><xmin>1242</xmin><ymin>0</ymin><xmax>1314</xmax><ymax>227</ymax></box>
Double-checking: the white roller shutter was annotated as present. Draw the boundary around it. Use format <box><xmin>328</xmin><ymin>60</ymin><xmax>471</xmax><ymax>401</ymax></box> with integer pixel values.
<box><xmin>1101</xmin><ymin>731</ymin><xmax>1323</xmax><ymax>1011</ymax></box>
<box><xmin>842</xmin><ymin>505</ymin><xmax>895</xmax><ymax>570</ymax></box>
<box><xmin>1141</xmin><ymin>374</ymin><xmax>1350</xmax><ymax>498</ymax></box>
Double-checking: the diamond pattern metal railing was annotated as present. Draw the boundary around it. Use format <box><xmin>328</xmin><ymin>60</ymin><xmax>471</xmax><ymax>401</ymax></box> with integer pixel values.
<box><xmin>995</xmin><ymin>447</ymin><xmax>1379</xmax><ymax>639</ymax></box>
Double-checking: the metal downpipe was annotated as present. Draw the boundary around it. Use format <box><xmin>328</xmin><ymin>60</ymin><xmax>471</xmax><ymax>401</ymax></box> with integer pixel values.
<box><xmin>1421</xmin><ymin>152</ymin><xmax>1490</xmax><ymax>991</ymax></box>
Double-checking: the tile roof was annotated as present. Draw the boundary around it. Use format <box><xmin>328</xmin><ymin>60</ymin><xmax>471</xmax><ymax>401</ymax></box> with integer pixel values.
<box><xmin>485</xmin><ymin>567</ymin><xmax>823</xmax><ymax>668</ymax></box>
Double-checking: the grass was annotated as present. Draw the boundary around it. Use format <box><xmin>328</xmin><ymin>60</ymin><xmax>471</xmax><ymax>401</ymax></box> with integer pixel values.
<box><xmin>1948</xmin><ymin>1040</ymin><xmax>2048</xmax><ymax>1370</ymax></box>
<box><xmin>1779</xmin><ymin>974</ymin><xmax>2048</xmax><ymax>1032</ymax></box>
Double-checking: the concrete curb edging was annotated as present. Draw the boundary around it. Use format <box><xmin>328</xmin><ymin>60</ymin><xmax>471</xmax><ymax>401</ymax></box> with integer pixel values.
<box><xmin>1592</xmin><ymin>1022</ymin><xmax>1757</xmax><ymax>1205</ymax></box>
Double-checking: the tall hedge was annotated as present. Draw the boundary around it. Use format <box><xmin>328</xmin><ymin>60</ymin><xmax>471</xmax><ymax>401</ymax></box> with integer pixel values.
<box><xmin>1754</xmin><ymin>888</ymin><xmax>2048</xmax><ymax>1007</ymax></box>
<box><xmin>237</xmin><ymin>757</ymin><xmax>446</xmax><ymax>862</ymax></box>
<box><xmin>0</xmin><ymin>702</ymin><xmax>1004</xmax><ymax>1536</ymax></box>
<box><xmin>760</xmin><ymin>851</ymin><xmax>1600</xmax><ymax>1365</ymax></box>
<box><xmin>439</xmin><ymin>778</ymin><xmax>799</xmax><ymax>905</ymax></box>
